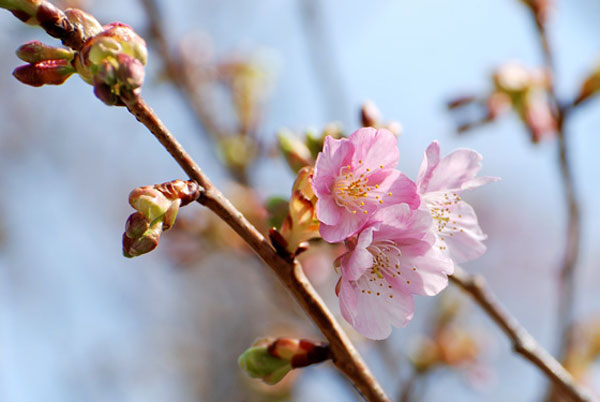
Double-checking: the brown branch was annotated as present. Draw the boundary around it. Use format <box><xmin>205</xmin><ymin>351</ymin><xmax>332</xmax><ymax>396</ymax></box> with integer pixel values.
<box><xmin>527</xmin><ymin>3</ymin><xmax>583</xmax><ymax>385</ymax></box>
<box><xmin>123</xmin><ymin>95</ymin><xmax>390</xmax><ymax>402</ymax></box>
<box><xmin>450</xmin><ymin>266</ymin><xmax>591</xmax><ymax>402</ymax></box>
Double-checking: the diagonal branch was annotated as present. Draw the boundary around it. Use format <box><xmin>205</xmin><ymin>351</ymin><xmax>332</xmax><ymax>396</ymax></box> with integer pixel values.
<box><xmin>450</xmin><ymin>266</ymin><xmax>591</xmax><ymax>402</ymax></box>
<box><xmin>123</xmin><ymin>96</ymin><xmax>391</xmax><ymax>402</ymax></box>
<box><xmin>526</xmin><ymin>1</ymin><xmax>582</xmax><ymax>379</ymax></box>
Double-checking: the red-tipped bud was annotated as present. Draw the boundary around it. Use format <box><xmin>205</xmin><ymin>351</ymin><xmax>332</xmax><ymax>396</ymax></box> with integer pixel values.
<box><xmin>153</xmin><ymin>179</ymin><xmax>201</xmax><ymax>206</ymax></box>
<box><xmin>124</xmin><ymin>211</ymin><xmax>150</xmax><ymax>239</ymax></box>
<box><xmin>360</xmin><ymin>100</ymin><xmax>382</xmax><ymax>127</ymax></box>
<box><xmin>239</xmin><ymin>337</ymin><xmax>330</xmax><ymax>385</ymax></box>
<box><xmin>123</xmin><ymin>220</ymin><xmax>162</xmax><ymax>258</ymax></box>
<box><xmin>16</xmin><ymin>40</ymin><xmax>73</xmax><ymax>64</ymax></box>
<box><xmin>13</xmin><ymin>59</ymin><xmax>74</xmax><ymax>87</ymax></box>
<box><xmin>123</xmin><ymin>180</ymin><xmax>201</xmax><ymax>258</ymax></box>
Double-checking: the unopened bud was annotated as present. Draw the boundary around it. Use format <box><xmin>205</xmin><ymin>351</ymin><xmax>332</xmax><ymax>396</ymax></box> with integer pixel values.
<box><xmin>86</xmin><ymin>23</ymin><xmax>147</xmax><ymax>68</ymax></box>
<box><xmin>13</xmin><ymin>59</ymin><xmax>74</xmax><ymax>87</ymax></box>
<box><xmin>239</xmin><ymin>342</ymin><xmax>292</xmax><ymax>385</ymax></box>
<box><xmin>123</xmin><ymin>219</ymin><xmax>162</xmax><ymax>258</ymax></box>
<box><xmin>360</xmin><ymin>100</ymin><xmax>381</xmax><ymax>127</ymax></box>
<box><xmin>278</xmin><ymin>167</ymin><xmax>319</xmax><ymax>254</ymax></box>
<box><xmin>277</xmin><ymin>129</ymin><xmax>313</xmax><ymax>173</ymax></box>
<box><xmin>129</xmin><ymin>186</ymin><xmax>172</xmax><ymax>223</ymax></box>
<box><xmin>124</xmin><ymin>211</ymin><xmax>150</xmax><ymax>239</ymax></box>
<box><xmin>115</xmin><ymin>53</ymin><xmax>145</xmax><ymax>91</ymax></box>
<box><xmin>576</xmin><ymin>66</ymin><xmax>600</xmax><ymax>106</ymax></box>
<box><xmin>16</xmin><ymin>40</ymin><xmax>73</xmax><ymax>64</ymax></box>
<box><xmin>154</xmin><ymin>179</ymin><xmax>201</xmax><ymax>206</ymax></box>
<box><xmin>1</xmin><ymin>0</ymin><xmax>40</xmax><ymax>23</ymax></box>
<box><xmin>76</xmin><ymin>22</ymin><xmax>147</xmax><ymax>104</ymax></box>
<box><xmin>239</xmin><ymin>337</ymin><xmax>330</xmax><ymax>385</ymax></box>
<box><xmin>123</xmin><ymin>180</ymin><xmax>200</xmax><ymax>257</ymax></box>
<box><xmin>64</xmin><ymin>8</ymin><xmax>102</xmax><ymax>39</ymax></box>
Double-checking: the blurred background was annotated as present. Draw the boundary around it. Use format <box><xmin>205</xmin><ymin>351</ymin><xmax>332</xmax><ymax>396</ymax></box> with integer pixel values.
<box><xmin>1</xmin><ymin>0</ymin><xmax>600</xmax><ymax>401</ymax></box>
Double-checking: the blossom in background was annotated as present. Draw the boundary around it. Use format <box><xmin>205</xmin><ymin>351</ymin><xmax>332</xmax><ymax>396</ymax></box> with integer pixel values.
<box><xmin>336</xmin><ymin>204</ymin><xmax>453</xmax><ymax>340</ymax></box>
<box><xmin>416</xmin><ymin>141</ymin><xmax>499</xmax><ymax>263</ymax></box>
<box><xmin>312</xmin><ymin>127</ymin><xmax>419</xmax><ymax>243</ymax></box>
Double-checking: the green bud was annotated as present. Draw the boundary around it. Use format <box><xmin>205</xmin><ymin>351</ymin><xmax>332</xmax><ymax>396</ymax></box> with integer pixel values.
<box><xmin>238</xmin><ymin>345</ymin><xmax>292</xmax><ymax>385</ymax></box>
<box><xmin>277</xmin><ymin>129</ymin><xmax>313</xmax><ymax>173</ymax></box>
<box><xmin>0</xmin><ymin>0</ymin><xmax>39</xmax><ymax>17</ymax></box>
<box><xmin>16</xmin><ymin>41</ymin><xmax>74</xmax><ymax>64</ymax></box>
<box><xmin>265</xmin><ymin>197</ymin><xmax>289</xmax><ymax>230</ymax></box>
<box><xmin>128</xmin><ymin>187</ymin><xmax>172</xmax><ymax>223</ymax></box>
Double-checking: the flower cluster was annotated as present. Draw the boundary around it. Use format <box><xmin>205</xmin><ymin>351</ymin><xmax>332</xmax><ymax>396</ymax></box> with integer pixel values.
<box><xmin>312</xmin><ymin>128</ymin><xmax>498</xmax><ymax>339</ymax></box>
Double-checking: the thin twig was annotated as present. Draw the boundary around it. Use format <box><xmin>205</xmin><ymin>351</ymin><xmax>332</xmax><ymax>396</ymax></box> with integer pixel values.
<box><xmin>528</xmin><ymin>2</ymin><xmax>582</xmax><ymax>380</ymax></box>
<box><xmin>450</xmin><ymin>266</ymin><xmax>591</xmax><ymax>402</ymax></box>
<box><xmin>2</xmin><ymin>2</ymin><xmax>591</xmax><ymax>400</ymax></box>
<box><xmin>123</xmin><ymin>96</ymin><xmax>391</xmax><ymax>402</ymax></box>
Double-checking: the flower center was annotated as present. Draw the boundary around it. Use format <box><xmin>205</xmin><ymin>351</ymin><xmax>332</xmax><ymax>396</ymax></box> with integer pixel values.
<box><xmin>354</xmin><ymin>239</ymin><xmax>417</xmax><ymax>298</ymax></box>
<box><xmin>332</xmin><ymin>162</ymin><xmax>391</xmax><ymax>214</ymax></box>
<box><xmin>425</xmin><ymin>192</ymin><xmax>464</xmax><ymax>250</ymax></box>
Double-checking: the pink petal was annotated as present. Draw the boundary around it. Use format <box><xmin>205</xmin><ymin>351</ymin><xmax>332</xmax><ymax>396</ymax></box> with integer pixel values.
<box><xmin>441</xmin><ymin>201</ymin><xmax>488</xmax><ymax>263</ymax></box>
<box><xmin>372</xmin><ymin>205</ymin><xmax>431</xmax><ymax>242</ymax></box>
<box><xmin>416</xmin><ymin>141</ymin><xmax>441</xmax><ymax>193</ymax></box>
<box><xmin>417</xmin><ymin>141</ymin><xmax>499</xmax><ymax>193</ymax></box>
<box><xmin>315</xmin><ymin>196</ymin><xmax>342</xmax><ymax>226</ymax></box>
<box><xmin>339</xmin><ymin>277</ymin><xmax>414</xmax><ymax>340</ymax></box>
<box><xmin>385</xmin><ymin>248</ymin><xmax>453</xmax><ymax>296</ymax></box>
<box><xmin>349</xmin><ymin>128</ymin><xmax>399</xmax><ymax>171</ymax></box>
<box><xmin>376</xmin><ymin>170</ymin><xmax>420</xmax><ymax>209</ymax></box>
<box><xmin>319</xmin><ymin>213</ymin><xmax>365</xmax><ymax>243</ymax></box>
<box><xmin>313</xmin><ymin>136</ymin><xmax>354</xmax><ymax>196</ymax></box>
<box><xmin>341</xmin><ymin>227</ymin><xmax>375</xmax><ymax>281</ymax></box>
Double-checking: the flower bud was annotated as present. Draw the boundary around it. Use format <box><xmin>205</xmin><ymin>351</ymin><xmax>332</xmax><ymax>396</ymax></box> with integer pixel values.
<box><xmin>154</xmin><ymin>179</ymin><xmax>201</xmax><ymax>206</ymax></box>
<box><xmin>576</xmin><ymin>65</ymin><xmax>600</xmax><ymax>106</ymax></box>
<box><xmin>124</xmin><ymin>211</ymin><xmax>150</xmax><ymax>239</ymax></box>
<box><xmin>360</xmin><ymin>100</ymin><xmax>381</xmax><ymax>127</ymax></box>
<box><xmin>1</xmin><ymin>0</ymin><xmax>40</xmax><ymax>23</ymax></box>
<box><xmin>279</xmin><ymin>167</ymin><xmax>320</xmax><ymax>254</ymax></box>
<box><xmin>123</xmin><ymin>219</ymin><xmax>162</xmax><ymax>258</ymax></box>
<box><xmin>115</xmin><ymin>53</ymin><xmax>145</xmax><ymax>91</ymax></box>
<box><xmin>123</xmin><ymin>180</ymin><xmax>201</xmax><ymax>258</ymax></box>
<box><xmin>64</xmin><ymin>8</ymin><xmax>103</xmax><ymax>39</ymax></box>
<box><xmin>239</xmin><ymin>337</ymin><xmax>330</xmax><ymax>385</ymax></box>
<box><xmin>239</xmin><ymin>342</ymin><xmax>292</xmax><ymax>385</ymax></box>
<box><xmin>16</xmin><ymin>40</ymin><xmax>73</xmax><ymax>64</ymax></box>
<box><xmin>76</xmin><ymin>22</ymin><xmax>147</xmax><ymax>104</ymax></box>
<box><xmin>277</xmin><ymin>129</ymin><xmax>313</xmax><ymax>173</ymax></box>
<box><xmin>129</xmin><ymin>186</ymin><xmax>172</xmax><ymax>223</ymax></box>
<box><xmin>13</xmin><ymin>59</ymin><xmax>74</xmax><ymax>87</ymax></box>
<box><xmin>305</xmin><ymin>123</ymin><xmax>343</xmax><ymax>158</ymax></box>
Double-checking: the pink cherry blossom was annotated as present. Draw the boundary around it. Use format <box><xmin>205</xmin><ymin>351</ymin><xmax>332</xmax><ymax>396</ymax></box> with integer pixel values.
<box><xmin>416</xmin><ymin>141</ymin><xmax>499</xmax><ymax>263</ymax></box>
<box><xmin>312</xmin><ymin>127</ymin><xmax>420</xmax><ymax>243</ymax></box>
<box><xmin>336</xmin><ymin>204</ymin><xmax>454</xmax><ymax>340</ymax></box>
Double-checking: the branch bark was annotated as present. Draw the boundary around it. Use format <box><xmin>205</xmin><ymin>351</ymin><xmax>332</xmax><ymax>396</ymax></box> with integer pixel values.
<box><xmin>450</xmin><ymin>266</ymin><xmax>591</xmax><ymax>402</ymax></box>
<box><xmin>123</xmin><ymin>96</ymin><xmax>391</xmax><ymax>402</ymax></box>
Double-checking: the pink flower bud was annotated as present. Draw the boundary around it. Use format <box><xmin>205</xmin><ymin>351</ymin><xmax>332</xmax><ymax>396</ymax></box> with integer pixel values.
<box><xmin>16</xmin><ymin>40</ymin><xmax>73</xmax><ymax>64</ymax></box>
<box><xmin>123</xmin><ymin>220</ymin><xmax>162</xmax><ymax>258</ymax></box>
<box><xmin>124</xmin><ymin>211</ymin><xmax>150</xmax><ymax>239</ymax></box>
<box><xmin>361</xmin><ymin>100</ymin><xmax>382</xmax><ymax>128</ymax></box>
<box><xmin>13</xmin><ymin>59</ymin><xmax>74</xmax><ymax>87</ymax></box>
